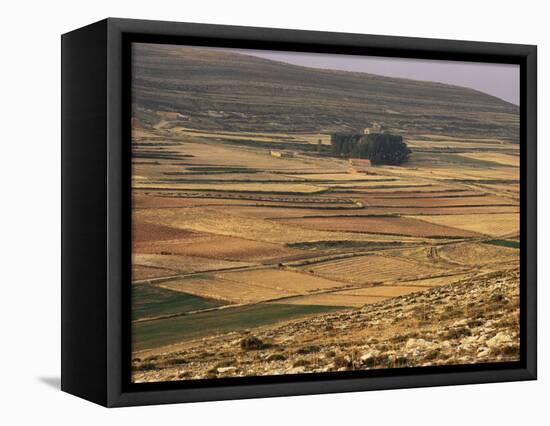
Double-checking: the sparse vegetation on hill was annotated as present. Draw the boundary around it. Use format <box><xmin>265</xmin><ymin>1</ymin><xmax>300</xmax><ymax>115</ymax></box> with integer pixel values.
<box><xmin>132</xmin><ymin>44</ymin><xmax>519</xmax><ymax>140</ymax></box>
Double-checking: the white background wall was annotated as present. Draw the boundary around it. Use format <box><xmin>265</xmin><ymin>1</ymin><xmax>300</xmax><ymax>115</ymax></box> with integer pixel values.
<box><xmin>1</xmin><ymin>0</ymin><xmax>546</xmax><ymax>423</ymax></box>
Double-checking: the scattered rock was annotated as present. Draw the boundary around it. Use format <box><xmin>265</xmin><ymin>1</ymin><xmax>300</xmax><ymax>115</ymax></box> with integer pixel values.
<box><xmin>333</xmin><ymin>356</ymin><xmax>351</xmax><ymax>369</ymax></box>
<box><xmin>477</xmin><ymin>347</ymin><xmax>491</xmax><ymax>357</ymax></box>
<box><xmin>265</xmin><ymin>353</ymin><xmax>287</xmax><ymax>362</ymax></box>
<box><xmin>360</xmin><ymin>350</ymin><xmax>380</xmax><ymax>363</ymax></box>
<box><xmin>405</xmin><ymin>338</ymin><xmax>432</xmax><ymax>350</ymax></box>
<box><xmin>487</xmin><ymin>332</ymin><xmax>513</xmax><ymax>348</ymax></box>
<box><xmin>296</xmin><ymin>345</ymin><xmax>321</xmax><ymax>355</ymax></box>
<box><xmin>240</xmin><ymin>336</ymin><xmax>267</xmax><ymax>351</ymax></box>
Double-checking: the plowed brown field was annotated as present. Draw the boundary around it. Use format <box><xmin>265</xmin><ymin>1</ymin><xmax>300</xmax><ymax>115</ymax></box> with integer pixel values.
<box><xmin>276</xmin><ymin>216</ymin><xmax>481</xmax><ymax>238</ymax></box>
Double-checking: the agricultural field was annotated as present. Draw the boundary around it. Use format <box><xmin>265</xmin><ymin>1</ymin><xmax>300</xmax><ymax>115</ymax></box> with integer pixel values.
<box><xmin>132</xmin><ymin>254</ymin><xmax>253</xmax><ymax>281</ymax></box>
<box><xmin>130</xmin><ymin>43</ymin><xmax>521</xmax><ymax>382</ymax></box>
<box><xmin>132</xmin><ymin>303</ymin><xmax>344</xmax><ymax>351</ymax></box>
<box><xmin>299</xmin><ymin>253</ymin><xmax>449</xmax><ymax>284</ymax></box>
<box><xmin>132</xmin><ymin>284</ymin><xmax>226</xmax><ymax>321</ymax></box>
<box><xmin>275</xmin><ymin>216</ymin><xmax>482</xmax><ymax>238</ymax></box>
<box><xmin>456</xmin><ymin>152</ymin><xmax>520</xmax><ymax>167</ymax></box>
<box><xmin>411</xmin><ymin>213</ymin><xmax>519</xmax><ymax>237</ymax></box>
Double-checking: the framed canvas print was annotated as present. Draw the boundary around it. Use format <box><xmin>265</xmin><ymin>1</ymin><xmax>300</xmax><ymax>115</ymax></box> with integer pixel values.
<box><xmin>61</xmin><ymin>18</ymin><xmax>537</xmax><ymax>407</ymax></box>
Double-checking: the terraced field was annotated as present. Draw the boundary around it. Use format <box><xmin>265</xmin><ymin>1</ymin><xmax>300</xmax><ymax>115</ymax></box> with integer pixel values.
<box><xmin>130</xmin><ymin>44</ymin><xmax>520</xmax><ymax>382</ymax></box>
<box><xmin>132</xmin><ymin>254</ymin><xmax>253</xmax><ymax>281</ymax></box>
<box><xmin>134</xmin><ymin>181</ymin><xmax>327</xmax><ymax>194</ymax></box>
<box><xmin>159</xmin><ymin>275</ymin><xmax>291</xmax><ymax>304</ymax></box>
<box><xmin>361</xmin><ymin>194</ymin><xmax>513</xmax><ymax>207</ymax></box>
<box><xmin>411</xmin><ymin>213</ymin><xmax>519</xmax><ymax>237</ymax></box>
<box><xmin>456</xmin><ymin>152</ymin><xmax>520</xmax><ymax>167</ymax></box>
<box><xmin>437</xmin><ymin>241</ymin><xmax>519</xmax><ymax>266</ymax></box>
<box><xmin>131</xmin><ymin>128</ymin><xmax>520</xmax><ymax>370</ymax></box>
<box><xmin>132</xmin><ymin>231</ymin><xmax>305</xmax><ymax>262</ymax></box>
<box><xmin>276</xmin><ymin>216</ymin><xmax>482</xmax><ymax>238</ymax></box>
<box><xmin>301</xmin><ymin>254</ymin><xmax>448</xmax><ymax>284</ymax></box>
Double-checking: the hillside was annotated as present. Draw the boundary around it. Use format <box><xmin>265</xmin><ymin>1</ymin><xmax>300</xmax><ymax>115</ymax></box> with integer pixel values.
<box><xmin>132</xmin><ymin>43</ymin><xmax>519</xmax><ymax>140</ymax></box>
<box><xmin>132</xmin><ymin>268</ymin><xmax>520</xmax><ymax>382</ymax></box>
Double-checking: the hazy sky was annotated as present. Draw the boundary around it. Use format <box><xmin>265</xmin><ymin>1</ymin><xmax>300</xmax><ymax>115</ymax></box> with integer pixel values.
<box><xmin>226</xmin><ymin>48</ymin><xmax>520</xmax><ymax>105</ymax></box>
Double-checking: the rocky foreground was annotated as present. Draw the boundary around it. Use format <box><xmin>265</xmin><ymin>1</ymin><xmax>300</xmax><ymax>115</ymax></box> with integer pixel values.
<box><xmin>132</xmin><ymin>268</ymin><xmax>520</xmax><ymax>382</ymax></box>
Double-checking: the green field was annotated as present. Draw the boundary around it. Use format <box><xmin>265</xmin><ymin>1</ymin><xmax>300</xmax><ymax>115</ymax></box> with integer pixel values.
<box><xmin>484</xmin><ymin>239</ymin><xmax>520</xmax><ymax>249</ymax></box>
<box><xmin>132</xmin><ymin>284</ymin><xmax>226</xmax><ymax>321</ymax></box>
<box><xmin>132</xmin><ymin>303</ymin><xmax>344</xmax><ymax>351</ymax></box>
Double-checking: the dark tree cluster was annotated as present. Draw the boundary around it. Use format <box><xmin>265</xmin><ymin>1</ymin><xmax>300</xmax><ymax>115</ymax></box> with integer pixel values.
<box><xmin>330</xmin><ymin>132</ymin><xmax>411</xmax><ymax>165</ymax></box>
<box><xmin>364</xmin><ymin>133</ymin><xmax>411</xmax><ymax>165</ymax></box>
<box><xmin>330</xmin><ymin>133</ymin><xmax>365</xmax><ymax>158</ymax></box>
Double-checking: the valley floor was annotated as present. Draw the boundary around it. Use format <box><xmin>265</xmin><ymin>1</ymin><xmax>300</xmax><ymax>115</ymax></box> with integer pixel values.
<box><xmin>130</xmin><ymin>123</ymin><xmax>521</xmax><ymax>382</ymax></box>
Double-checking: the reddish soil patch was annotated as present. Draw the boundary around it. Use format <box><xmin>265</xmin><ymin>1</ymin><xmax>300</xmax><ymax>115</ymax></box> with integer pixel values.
<box><xmin>132</xmin><ymin>194</ymin><xmax>254</xmax><ymax>209</ymax></box>
<box><xmin>132</xmin><ymin>264</ymin><xmax>175</xmax><ymax>281</ymax></box>
<box><xmin>361</xmin><ymin>190</ymin><xmax>482</xmax><ymax>198</ymax></box>
<box><xmin>365</xmin><ymin>206</ymin><xmax>519</xmax><ymax>215</ymax></box>
<box><xmin>362</xmin><ymin>195</ymin><xmax>514</xmax><ymax>208</ymax></box>
<box><xmin>132</xmin><ymin>221</ymin><xmax>199</xmax><ymax>243</ymax></box>
<box><xmin>133</xmin><ymin>234</ymin><xmax>304</xmax><ymax>262</ymax></box>
<box><xmin>276</xmin><ymin>216</ymin><xmax>480</xmax><ymax>238</ymax></box>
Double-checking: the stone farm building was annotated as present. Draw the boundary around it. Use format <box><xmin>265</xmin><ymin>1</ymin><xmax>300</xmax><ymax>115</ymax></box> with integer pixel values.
<box><xmin>348</xmin><ymin>158</ymin><xmax>372</xmax><ymax>173</ymax></box>
<box><xmin>363</xmin><ymin>122</ymin><xmax>383</xmax><ymax>134</ymax></box>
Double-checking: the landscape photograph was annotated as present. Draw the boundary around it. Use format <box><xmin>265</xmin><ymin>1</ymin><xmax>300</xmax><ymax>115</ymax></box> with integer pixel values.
<box><xmin>130</xmin><ymin>43</ymin><xmax>520</xmax><ymax>383</ymax></box>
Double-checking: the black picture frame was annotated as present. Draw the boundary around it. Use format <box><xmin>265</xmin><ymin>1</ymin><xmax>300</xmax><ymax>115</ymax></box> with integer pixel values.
<box><xmin>61</xmin><ymin>17</ymin><xmax>537</xmax><ymax>407</ymax></box>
